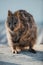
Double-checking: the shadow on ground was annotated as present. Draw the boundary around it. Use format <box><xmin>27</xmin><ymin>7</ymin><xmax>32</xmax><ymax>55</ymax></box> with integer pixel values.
<box><xmin>18</xmin><ymin>50</ymin><xmax>43</xmax><ymax>61</ymax></box>
<box><xmin>0</xmin><ymin>61</ymin><xmax>20</xmax><ymax>65</ymax></box>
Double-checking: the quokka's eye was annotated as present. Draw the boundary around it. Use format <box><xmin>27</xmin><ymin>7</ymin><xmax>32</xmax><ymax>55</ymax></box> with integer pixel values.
<box><xmin>9</xmin><ymin>22</ymin><xmax>11</xmax><ymax>25</ymax></box>
<box><xmin>13</xmin><ymin>17</ymin><xmax>18</xmax><ymax>25</ymax></box>
<box><xmin>14</xmin><ymin>22</ymin><xmax>16</xmax><ymax>24</ymax></box>
<box><xmin>9</xmin><ymin>22</ymin><xmax>10</xmax><ymax>24</ymax></box>
<box><xmin>13</xmin><ymin>20</ymin><xmax>17</xmax><ymax>25</ymax></box>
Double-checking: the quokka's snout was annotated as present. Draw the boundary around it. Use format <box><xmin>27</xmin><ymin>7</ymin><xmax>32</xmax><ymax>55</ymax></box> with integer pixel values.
<box><xmin>5</xmin><ymin>10</ymin><xmax>37</xmax><ymax>54</ymax></box>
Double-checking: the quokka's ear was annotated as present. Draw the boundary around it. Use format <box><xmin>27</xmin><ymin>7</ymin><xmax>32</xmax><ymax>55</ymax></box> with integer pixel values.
<box><xmin>8</xmin><ymin>10</ymin><xmax>12</xmax><ymax>16</ymax></box>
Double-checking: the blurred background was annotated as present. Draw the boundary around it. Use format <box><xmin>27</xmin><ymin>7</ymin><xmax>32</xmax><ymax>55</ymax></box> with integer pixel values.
<box><xmin>0</xmin><ymin>0</ymin><xmax>43</xmax><ymax>45</ymax></box>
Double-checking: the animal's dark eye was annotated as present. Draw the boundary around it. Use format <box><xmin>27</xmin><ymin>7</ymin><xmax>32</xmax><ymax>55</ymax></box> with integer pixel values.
<box><xmin>14</xmin><ymin>22</ymin><xmax>16</xmax><ymax>24</ymax></box>
<box><xmin>13</xmin><ymin>17</ymin><xmax>18</xmax><ymax>25</ymax></box>
<box><xmin>9</xmin><ymin>22</ymin><xmax>11</xmax><ymax>25</ymax></box>
<box><xmin>13</xmin><ymin>20</ymin><xmax>17</xmax><ymax>25</ymax></box>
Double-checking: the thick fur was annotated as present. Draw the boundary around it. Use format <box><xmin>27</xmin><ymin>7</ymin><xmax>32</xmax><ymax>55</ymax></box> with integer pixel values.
<box><xmin>5</xmin><ymin>10</ymin><xmax>37</xmax><ymax>53</ymax></box>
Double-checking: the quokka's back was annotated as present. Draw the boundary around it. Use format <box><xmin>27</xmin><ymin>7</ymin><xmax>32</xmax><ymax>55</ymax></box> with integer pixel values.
<box><xmin>5</xmin><ymin>10</ymin><xmax>37</xmax><ymax>53</ymax></box>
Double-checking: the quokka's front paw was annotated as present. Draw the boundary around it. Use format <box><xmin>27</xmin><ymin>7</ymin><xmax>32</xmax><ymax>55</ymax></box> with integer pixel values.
<box><xmin>12</xmin><ymin>50</ymin><xmax>19</xmax><ymax>54</ymax></box>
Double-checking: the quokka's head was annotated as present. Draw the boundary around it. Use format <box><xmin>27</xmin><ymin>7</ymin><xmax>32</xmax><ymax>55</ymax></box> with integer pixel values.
<box><xmin>6</xmin><ymin>10</ymin><xmax>19</xmax><ymax>32</ymax></box>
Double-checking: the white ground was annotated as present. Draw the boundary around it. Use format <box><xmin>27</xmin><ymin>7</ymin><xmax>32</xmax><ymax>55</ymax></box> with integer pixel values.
<box><xmin>0</xmin><ymin>44</ymin><xmax>43</xmax><ymax>65</ymax></box>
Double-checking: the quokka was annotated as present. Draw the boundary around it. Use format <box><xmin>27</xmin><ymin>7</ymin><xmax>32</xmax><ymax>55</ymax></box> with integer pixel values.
<box><xmin>5</xmin><ymin>10</ymin><xmax>37</xmax><ymax>53</ymax></box>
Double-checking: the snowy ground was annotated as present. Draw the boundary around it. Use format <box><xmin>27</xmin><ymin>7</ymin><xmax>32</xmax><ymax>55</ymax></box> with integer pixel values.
<box><xmin>0</xmin><ymin>44</ymin><xmax>43</xmax><ymax>65</ymax></box>
<box><xmin>0</xmin><ymin>21</ymin><xmax>43</xmax><ymax>65</ymax></box>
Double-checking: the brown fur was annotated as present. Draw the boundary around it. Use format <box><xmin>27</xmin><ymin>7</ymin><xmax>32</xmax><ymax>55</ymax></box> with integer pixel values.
<box><xmin>5</xmin><ymin>10</ymin><xmax>37</xmax><ymax>53</ymax></box>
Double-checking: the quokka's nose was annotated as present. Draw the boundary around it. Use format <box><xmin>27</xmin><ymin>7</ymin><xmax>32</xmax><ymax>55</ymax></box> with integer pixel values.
<box><xmin>11</xmin><ymin>27</ymin><xmax>14</xmax><ymax>31</ymax></box>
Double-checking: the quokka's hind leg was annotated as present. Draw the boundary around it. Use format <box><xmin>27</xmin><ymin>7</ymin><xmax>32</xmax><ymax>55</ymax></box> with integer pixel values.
<box><xmin>28</xmin><ymin>42</ymin><xmax>36</xmax><ymax>53</ymax></box>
